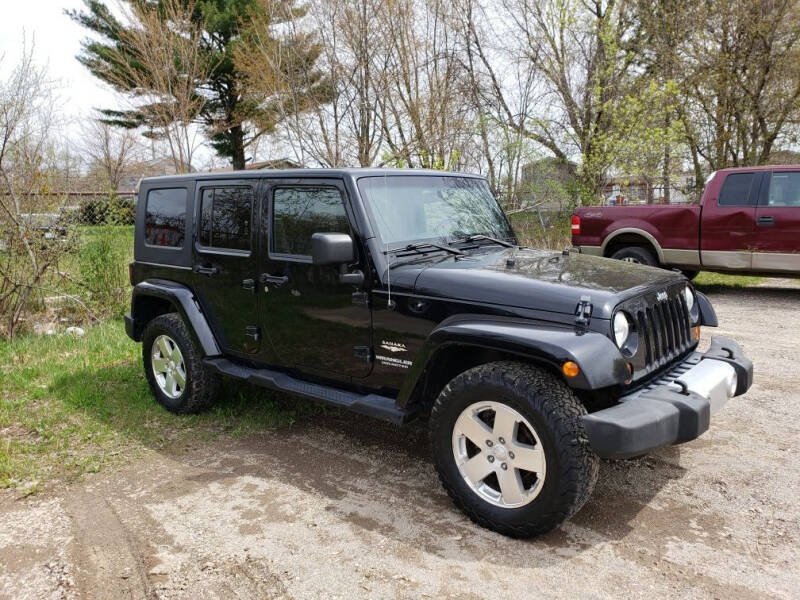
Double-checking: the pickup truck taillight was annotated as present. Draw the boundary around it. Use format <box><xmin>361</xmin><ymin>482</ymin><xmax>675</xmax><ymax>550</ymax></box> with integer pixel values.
<box><xmin>571</xmin><ymin>215</ymin><xmax>581</xmax><ymax>236</ymax></box>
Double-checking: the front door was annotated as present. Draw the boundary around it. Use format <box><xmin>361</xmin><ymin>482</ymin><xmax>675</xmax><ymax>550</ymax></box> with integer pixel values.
<box><xmin>191</xmin><ymin>179</ymin><xmax>261</xmax><ymax>357</ymax></box>
<box><xmin>752</xmin><ymin>170</ymin><xmax>800</xmax><ymax>273</ymax></box>
<box><xmin>701</xmin><ymin>171</ymin><xmax>760</xmax><ymax>270</ymax></box>
<box><xmin>258</xmin><ymin>178</ymin><xmax>372</xmax><ymax>380</ymax></box>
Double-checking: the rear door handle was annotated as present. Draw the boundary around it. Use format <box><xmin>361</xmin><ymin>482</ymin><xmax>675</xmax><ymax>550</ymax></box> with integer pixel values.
<box><xmin>260</xmin><ymin>273</ymin><xmax>289</xmax><ymax>287</ymax></box>
<box><xmin>757</xmin><ymin>215</ymin><xmax>775</xmax><ymax>226</ymax></box>
<box><xmin>194</xmin><ymin>265</ymin><xmax>219</xmax><ymax>276</ymax></box>
<box><xmin>242</xmin><ymin>278</ymin><xmax>255</xmax><ymax>291</ymax></box>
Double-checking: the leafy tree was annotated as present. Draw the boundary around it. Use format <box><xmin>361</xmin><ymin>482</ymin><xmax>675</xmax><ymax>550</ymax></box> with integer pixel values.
<box><xmin>69</xmin><ymin>0</ymin><xmax>323</xmax><ymax>169</ymax></box>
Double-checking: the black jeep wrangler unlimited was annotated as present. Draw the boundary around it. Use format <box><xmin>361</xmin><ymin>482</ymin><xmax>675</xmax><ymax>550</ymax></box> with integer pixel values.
<box><xmin>125</xmin><ymin>169</ymin><xmax>753</xmax><ymax>537</ymax></box>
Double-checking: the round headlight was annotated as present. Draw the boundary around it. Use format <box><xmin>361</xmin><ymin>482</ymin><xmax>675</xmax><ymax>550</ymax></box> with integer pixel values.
<box><xmin>613</xmin><ymin>312</ymin><xmax>630</xmax><ymax>348</ymax></box>
<box><xmin>683</xmin><ymin>285</ymin><xmax>695</xmax><ymax>312</ymax></box>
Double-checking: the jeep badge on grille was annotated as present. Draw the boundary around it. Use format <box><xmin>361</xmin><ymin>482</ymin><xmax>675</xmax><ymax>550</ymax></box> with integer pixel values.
<box><xmin>656</xmin><ymin>291</ymin><xmax>668</xmax><ymax>302</ymax></box>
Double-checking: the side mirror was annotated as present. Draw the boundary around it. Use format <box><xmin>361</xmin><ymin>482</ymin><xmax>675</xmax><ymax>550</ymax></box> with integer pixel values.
<box><xmin>311</xmin><ymin>232</ymin><xmax>355</xmax><ymax>266</ymax></box>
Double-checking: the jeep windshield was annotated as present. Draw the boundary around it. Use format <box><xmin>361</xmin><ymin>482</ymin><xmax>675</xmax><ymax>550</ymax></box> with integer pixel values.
<box><xmin>357</xmin><ymin>175</ymin><xmax>516</xmax><ymax>252</ymax></box>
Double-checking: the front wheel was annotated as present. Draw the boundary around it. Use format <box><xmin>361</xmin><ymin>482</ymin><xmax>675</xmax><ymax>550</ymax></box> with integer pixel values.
<box><xmin>430</xmin><ymin>362</ymin><xmax>598</xmax><ymax>538</ymax></box>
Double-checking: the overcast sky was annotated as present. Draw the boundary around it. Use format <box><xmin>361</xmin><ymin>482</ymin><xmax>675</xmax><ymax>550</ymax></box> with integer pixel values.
<box><xmin>1</xmin><ymin>1</ymin><xmax>118</xmax><ymax>117</ymax></box>
<box><xmin>0</xmin><ymin>1</ymin><xmax>221</xmax><ymax>167</ymax></box>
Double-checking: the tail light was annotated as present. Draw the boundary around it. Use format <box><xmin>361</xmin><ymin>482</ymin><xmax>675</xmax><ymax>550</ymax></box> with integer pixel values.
<box><xmin>128</xmin><ymin>263</ymin><xmax>134</xmax><ymax>286</ymax></box>
<box><xmin>571</xmin><ymin>214</ymin><xmax>581</xmax><ymax>236</ymax></box>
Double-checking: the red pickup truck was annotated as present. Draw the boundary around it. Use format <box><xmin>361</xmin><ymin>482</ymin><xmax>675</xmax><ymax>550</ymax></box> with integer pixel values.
<box><xmin>572</xmin><ymin>166</ymin><xmax>800</xmax><ymax>278</ymax></box>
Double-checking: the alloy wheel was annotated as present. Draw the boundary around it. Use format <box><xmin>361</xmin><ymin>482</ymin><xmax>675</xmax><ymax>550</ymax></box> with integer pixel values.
<box><xmin>151</xmin><ymin>334</ymin><xmax>186</xmax><ymax>399</ymax></box>
<box><xmin>451</xmin><ymin>401</ymin><xmax>547</xmax><ymax>508</ymax></box>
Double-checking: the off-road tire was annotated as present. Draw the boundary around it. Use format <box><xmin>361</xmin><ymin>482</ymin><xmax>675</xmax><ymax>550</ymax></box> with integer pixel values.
<box><xmin>610</xmin><ymin>246</ymin><xmax>659</xmax><ymax>267</ymax></box>
<box><xmin>142</xmin><ymin>313</ymin><xmax>221</xmax><ymax>414</ymax></box>
<box><xmin>430</xmin><ymin>361</ymin><xmax>599</xmax><ymax>538</ymax></box>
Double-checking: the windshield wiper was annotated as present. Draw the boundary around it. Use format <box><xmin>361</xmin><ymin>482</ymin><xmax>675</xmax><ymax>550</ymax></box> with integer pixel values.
<box><xmin>385</xmin><ymin>242</ymin><xmax>465</xmax><ymax>257</ymax></box>
<box><xmin>451</xmin><ymin>234</ymin><xmax>514</xmax><ymax>248</ymax></box>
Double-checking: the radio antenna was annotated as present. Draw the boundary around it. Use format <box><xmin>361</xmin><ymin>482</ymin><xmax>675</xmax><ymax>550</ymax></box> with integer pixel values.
<box><xmin>384</xmin><ymin>168</ymin><xmax>394</xmax><ymax>310</ymax></box>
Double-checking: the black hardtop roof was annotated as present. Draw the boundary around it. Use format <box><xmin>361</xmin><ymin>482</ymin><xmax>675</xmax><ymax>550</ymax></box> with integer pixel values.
<box><xmin>140</xmin><ymin>167</ymin><xmax>487</xmax><ymax>185</ymax></box>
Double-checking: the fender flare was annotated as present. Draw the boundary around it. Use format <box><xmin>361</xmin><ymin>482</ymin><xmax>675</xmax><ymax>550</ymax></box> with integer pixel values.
<box><xmin>396</xmin><ymin>314</ymin><xmax>629</xmax><ymax>408</ymax></box>
<box><xmin>601</xmin><ymin>227</ymin><xmax>665</xmax><ymax>263</ymax></box>
<box><xmin>130</xmin><ymin>280</ymin><xmax>221</xmax><ymax>356</ymax></box>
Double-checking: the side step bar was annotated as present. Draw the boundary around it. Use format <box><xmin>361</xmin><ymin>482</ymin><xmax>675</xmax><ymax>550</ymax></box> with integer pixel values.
<box><xmin>203</xmin><ymin>357</ymin><xmax>418</xmax><ymax>425</ymax></box>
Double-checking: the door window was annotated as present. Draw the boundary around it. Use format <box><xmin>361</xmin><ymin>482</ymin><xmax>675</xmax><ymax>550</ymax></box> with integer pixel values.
<box><xmin>766</xmin><ymin>172</ymin><xmax>800</xmax><ymax>207</ymax></box>
<box><xmin>718</xmin><ymin>173</ymin><xmax>757</xmax><ymax>206</ymax></box>
<box><xmin>145</xmin><ymin>188</ymin><xmax>187</xmax><ymax>247</ymax></box>
<box><xmin>198</xmin><ymin>186</ymin><xmax>253</xmax><ymax>251</ymax></box>
<box><xmin>272</xmin><ymin>187</ymin><xmax>349</xmax><ymax>257</ymax></box>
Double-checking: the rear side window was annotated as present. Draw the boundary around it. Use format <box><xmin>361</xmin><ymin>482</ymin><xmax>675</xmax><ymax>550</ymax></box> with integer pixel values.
<box><xmin>145</xmin><ymin>188</ymin><xmax>186</xmax><ymax>247</ymax></box>
<box><xmin>272</xmin><ymin>187</ymin><xmax>349</xmax><ymax>257</ymax></box>
<box><xmin>198</xmin><ymin>186</ymin><xmax>253</xmax><ymax>251</ymax></box>
<box><xmin>766</xmin><ymin>172</ymin><xmax>800</xmax><ymax>207</ymax></box>
<box><xmin>718</xmin><ymin>173</ymin><xmax>756</xmax><ymax>206</ymax></box>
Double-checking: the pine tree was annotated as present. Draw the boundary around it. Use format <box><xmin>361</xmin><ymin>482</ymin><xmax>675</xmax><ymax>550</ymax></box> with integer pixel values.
<box><xmin>69</xmin><ymin>0</ymin><xmax>324</xmax><ymax>169</ymax></box>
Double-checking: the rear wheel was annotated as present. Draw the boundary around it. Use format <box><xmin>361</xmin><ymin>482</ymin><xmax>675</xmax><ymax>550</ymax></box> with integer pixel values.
<box><xmin>142</xmin><ymin>313</ymin><xmax>221</xmax><ymax>413</ymax></box>
<box><xmin>610</xmin><ymin>246</ymin><xmax>659</xmax><ymax>266</ymax></box>
<box><xmin>430</xmin><ymin>362</ymin><xmax>598</xmax><ymax>538</ymax></box>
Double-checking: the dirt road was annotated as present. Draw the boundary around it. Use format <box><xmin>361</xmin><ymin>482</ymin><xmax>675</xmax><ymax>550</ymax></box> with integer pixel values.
<box><xmin>2</xmin><ymin>280</ymin><xmax>799</xmax><ymax>599</ymax></box>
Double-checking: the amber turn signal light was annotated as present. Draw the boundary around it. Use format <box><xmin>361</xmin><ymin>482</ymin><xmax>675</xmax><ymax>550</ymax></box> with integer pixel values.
<box><xmin>562</xmin><ymin>361</ymin><xmax>580</xmax><ymax>377</ymax></box>
<box><xmin>694</xmin><ymin>326</ymin><xmax>700</xmax><ymax>340</ymax></box>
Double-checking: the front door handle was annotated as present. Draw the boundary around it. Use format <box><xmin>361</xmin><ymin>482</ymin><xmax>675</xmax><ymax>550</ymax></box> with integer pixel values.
<box><xmin>242</xmin><ymin>278</ymin><xmax>255</xmax><ymax>291</ymax></box>
<box><xmin>260</xmin><ymin>273</ymin><xmax>289</xmax><ymax>287</ymax></box>
<box><xmin>757</xmin><ymin>215</ymin><xmax>775</xmax><ymax>226</ymax></box>
<box><xmin>194</xmin><ymin>265</ymin><xmax>219</xmax><ymax>276</ymax></box>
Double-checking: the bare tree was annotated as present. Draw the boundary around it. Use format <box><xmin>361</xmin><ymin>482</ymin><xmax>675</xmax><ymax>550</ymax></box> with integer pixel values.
<box><xmin>0</xmin><ymin>46</ymin><xmax>79</xmax><ymax>339</ymax></box>
<box><xmin>81</xmin><ymin>118</ymin><xmax>140</xmax><ymax>190</ymax></box>
<box><xmin>677</xmin><ymin>0</ymin><xmax>800</xmax><ymax>177</ymax></box>
<box><xmin>98</xmin><ymin>0</ymin><xmax>212</xmax><ymax>172</ymax></box>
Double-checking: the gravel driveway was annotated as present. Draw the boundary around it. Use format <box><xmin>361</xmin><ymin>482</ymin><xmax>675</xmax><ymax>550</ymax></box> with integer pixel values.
<box><xmin>1</xmin><ymin>279</ymin><xmax>799</xmax><ymax>600</ymax></box>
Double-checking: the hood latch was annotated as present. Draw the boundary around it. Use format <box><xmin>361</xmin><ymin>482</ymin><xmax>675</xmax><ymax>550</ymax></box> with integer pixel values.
<box><xmin>574</xmin><ymin>295</ymin><xmax>592</xmax><ymax>331</ymax></box>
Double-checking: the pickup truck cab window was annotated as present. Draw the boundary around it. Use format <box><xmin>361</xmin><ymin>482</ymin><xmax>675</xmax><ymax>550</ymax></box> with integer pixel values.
<box><xmin>766</xmin><ymin>172</ymin><xmax>800</xmax><ymax>206</ymax></box>
<box><xmin>198</xmin><ymin>186</ymin><xmax>253</xmax><ymax>252</ymax></box>
<box><xmin>272</xmin><ymin>186</ymin><xmax>348</xmax><ymax>258</ymax></box>
<box><xmin>718</xmin><ymin>172</ymin><xmax>758</xmax><ymax>206</ymax></box>
<box><xmin>145</xmin><ymin>188</ymin><xmax>187</xmax><ymax>248</ymax></box>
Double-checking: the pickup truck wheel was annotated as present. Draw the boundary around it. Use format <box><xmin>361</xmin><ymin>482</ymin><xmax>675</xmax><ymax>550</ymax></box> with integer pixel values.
<box><xmin>610</xmin><ymin>246</ymin><xmax>658</xmax><ymax>266</ymax></box>
<box><xmin>430</xmin><ymin>362</ymin><xmax>598</xmax><ymax>538</ymax></box>
<box><xmin>142</xmin><ymin>313</ymin><xmax>221</xmax><ymax>414</ymax></box>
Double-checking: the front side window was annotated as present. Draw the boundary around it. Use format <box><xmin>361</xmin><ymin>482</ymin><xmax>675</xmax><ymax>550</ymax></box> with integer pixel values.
<box><xmin>718</xmin><ymin>173</ymin><xmax>756</xmax><ymax>206</ymax></box>
<box><xmin>357</xmin><ymin>176</ymin><xmax>514</xmax><ymax>248</ymax></box>
<box><xmin>272</xmin><ymin>186</ymin><xmax>349</xmax><ymax>257</ymax></box>
<box><xmin>766</xmin><ymin>172</ymin><xmax>800</xmax><ymax>207</ymax></box>
<box><xmin>145</xmin><ymin>188</ymin><xmax>186</xmax><ymax>247</ymax></box>
<box><xmin>198</xmin><ymin>186</ymin><xmax>253</xmax><ymax>251</ymax></box>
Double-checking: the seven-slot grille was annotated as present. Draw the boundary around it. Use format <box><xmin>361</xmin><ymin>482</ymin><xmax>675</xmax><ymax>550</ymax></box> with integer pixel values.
<box><xmin>632</xmin><ymin>290</ymin><xmax>693</xmax><ymax>369</ymax></box>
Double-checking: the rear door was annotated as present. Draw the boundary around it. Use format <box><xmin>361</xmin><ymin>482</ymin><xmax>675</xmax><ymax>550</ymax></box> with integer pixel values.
<box><xmin>191</xmin><ymin>179</ymin><xmax>261</xmax><ymax>357</ymax></box>
<box><xmin>752</xmin><ymin>170</ymin><xmax>800</xmax><ymax>273</ymax></box>
<box><xmin>700</xmin><ymin>171</ymin><xmax>760</xmax><ymax>270</ymax></box>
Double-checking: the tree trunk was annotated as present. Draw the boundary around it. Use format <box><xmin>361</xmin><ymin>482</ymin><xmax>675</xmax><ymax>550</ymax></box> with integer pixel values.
<box><xmin>230</xmin><ymin>126</ymin><xmax>246</xmax><ymax>170</ymax></box>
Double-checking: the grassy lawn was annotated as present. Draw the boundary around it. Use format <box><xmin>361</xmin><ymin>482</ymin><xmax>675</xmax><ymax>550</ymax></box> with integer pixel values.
<box><xmin>0</xmin><ymin>319</ymin><xmax>324</xmax><ymax>496</ymax></box>
<box><xmin>692</xmin><ymin>271</ymin><xmax>764</xmax><ymax>292</ymax></box>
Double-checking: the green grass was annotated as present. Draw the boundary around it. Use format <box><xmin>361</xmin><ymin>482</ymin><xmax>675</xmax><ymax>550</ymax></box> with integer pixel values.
<box><xmin>0</xmin><ymin>319</ymin><xmax>325</xmax><ymax>495</ymax></box>
<box><xmin>692</xmin><ymin>271</ymin><xmax>764</xmax><ymax>292</ymax></box>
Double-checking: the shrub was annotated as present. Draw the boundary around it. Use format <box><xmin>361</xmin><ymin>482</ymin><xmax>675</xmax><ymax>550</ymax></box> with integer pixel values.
<box><xmin>78</xmin><ymin>227</ymin><xmax>131</xmax><ymax>317</ymax></box>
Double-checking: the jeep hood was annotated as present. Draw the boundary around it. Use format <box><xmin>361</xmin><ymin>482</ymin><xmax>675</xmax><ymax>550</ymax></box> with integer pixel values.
<box><xmin>402</xmin><ymin>248</ymin><xmax>684</xmax><ymax>320</ymax></box>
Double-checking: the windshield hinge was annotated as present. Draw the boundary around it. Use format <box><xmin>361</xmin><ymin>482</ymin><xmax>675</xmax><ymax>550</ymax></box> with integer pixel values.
<box><xmin>574</xmin><ymin>295</ymin><xmax>592</xmax><ymax>331</ymax></box>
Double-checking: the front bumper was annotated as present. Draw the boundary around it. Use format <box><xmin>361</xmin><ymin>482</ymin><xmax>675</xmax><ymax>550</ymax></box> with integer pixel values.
<box><xmin>582</xmin><ymin>336</ymin><xmax>753</xmax><ymax>459</ymax></box>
